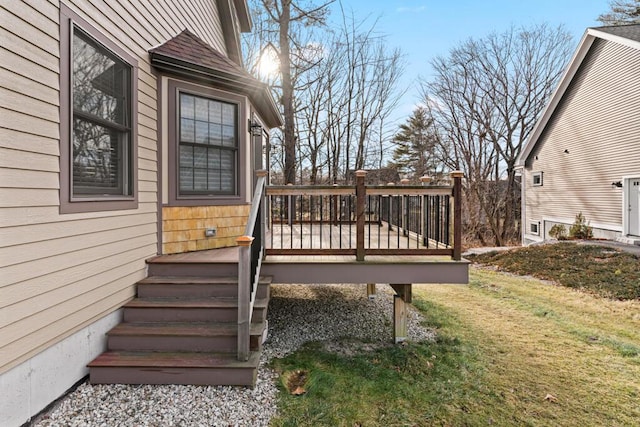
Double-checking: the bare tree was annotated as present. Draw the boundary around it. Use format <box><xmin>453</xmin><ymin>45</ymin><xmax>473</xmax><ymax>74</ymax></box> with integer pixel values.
<box><xmin>245</xmin><ymin>2</ymin><xmax>405</xmax><ymax>185</ymax></box>
<box><xmin>314</xmin><ymin>10</ymin><xmax>404</xmax><ymax>183</ymax></box>
<box><xmin>255</xmin><ymin>0</ymin><xmax>334</xmax><ymax>185</ymax></box>
<box><xmin>598</xmin><ymin>0</ymin><xmax>640</xmax><ymax>25</ymax></box>
<box><xmin>422</xmin><ymin>24</ymin><xmax>573</xmax><ymax>245</ymax></box>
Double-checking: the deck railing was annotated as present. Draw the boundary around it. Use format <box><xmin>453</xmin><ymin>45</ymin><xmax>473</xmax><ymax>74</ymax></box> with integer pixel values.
<box><xmin>236</xmin><ymin>170</ymin><xmax>268</xmax><ymax>361</ymax></box>
<box><xmin>265</xmin><ymin>170</ymin><xmax>464</xmax><ymax>261</ymax></box>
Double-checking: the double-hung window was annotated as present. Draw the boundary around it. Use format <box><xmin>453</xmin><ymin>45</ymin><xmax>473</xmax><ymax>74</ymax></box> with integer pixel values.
<box><xmin>72</xmin><ymin>30</ymin><xmax>132</xmax><ymax>196</ymax></box>
<box><xmin>59</xmin><ymin>4</ymin><xmax>137</xmax><ymax>213</ymax></box>
<box><xmin>178</xmin><ymin>93</ymin><xmax>237</xmax><ymax>195</ymax></box>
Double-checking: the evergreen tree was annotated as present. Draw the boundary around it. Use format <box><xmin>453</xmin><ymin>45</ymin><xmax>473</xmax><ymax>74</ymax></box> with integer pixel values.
<box><xmin>598</xmin><ymin>0</ymin><xmax>640</xmax><ymax>25</ymax></box>
<box><xmin>391</xmin><ymin>107</ymin><xmax>440</xmax><ymax>181</ymax></box>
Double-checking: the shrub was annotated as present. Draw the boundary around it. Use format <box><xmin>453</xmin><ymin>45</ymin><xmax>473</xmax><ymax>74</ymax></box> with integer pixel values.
<box><xmin>548</xmin><ymin>224</ymin><xmax>567</xmax><ymax>240</ymax></box>
<box><xmin>569</xmin><ymin>212</ymin><xmax>593</xmax><ymax>239</ymax></box>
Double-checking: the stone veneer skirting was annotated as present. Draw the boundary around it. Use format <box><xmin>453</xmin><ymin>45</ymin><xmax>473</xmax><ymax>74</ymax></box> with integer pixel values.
<box><xmin>162</xmin><ymin>205</ymin><xmax>250</xmax><ymax>254</ymax></box>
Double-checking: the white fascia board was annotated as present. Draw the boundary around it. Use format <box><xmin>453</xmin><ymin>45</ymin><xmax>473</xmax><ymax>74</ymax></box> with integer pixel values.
<box><xmin>589</xmin><ymin>28</ymin><xmax>640</xmax><ymax>50</ymax></box>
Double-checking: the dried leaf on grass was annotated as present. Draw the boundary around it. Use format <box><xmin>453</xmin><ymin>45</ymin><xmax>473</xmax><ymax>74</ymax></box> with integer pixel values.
<box><xmin>285</xmin><ymin>369</ymin><xmax>309</xmax><ymax>396</ymax></box>
<box><xmin>544</xmin><ymin>393</ymin><xmax>558</xmax><ymax>403</ymax></box>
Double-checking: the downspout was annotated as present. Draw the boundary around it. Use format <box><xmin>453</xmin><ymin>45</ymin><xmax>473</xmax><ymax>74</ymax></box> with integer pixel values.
<box><xmin>515</xmin><ymin>165</ymin><xmax>525</xmax><ymax>246</ymax></box>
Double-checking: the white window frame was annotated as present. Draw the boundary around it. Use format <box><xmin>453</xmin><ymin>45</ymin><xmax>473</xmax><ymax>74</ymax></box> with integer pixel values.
<box><xmin>532</xmin><ymin>172</ymin><xmax>543</xmax><ymax>187</ymax></box>
<box><xmin>529</xmin><ymin>221</ymin><xmax>540</xmax><ymax>236</ymax></box>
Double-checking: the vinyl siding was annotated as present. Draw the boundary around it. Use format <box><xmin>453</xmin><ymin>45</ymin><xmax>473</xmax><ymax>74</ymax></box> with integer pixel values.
<box><xmin>524</xmin><ymin>38</ymin><xmax>640</xmax><ymax>239</ymax></box>
<box><xmin>0</xmin><ymin>0</ymin><xmax>228</xmax><ymax>374</ymax></box>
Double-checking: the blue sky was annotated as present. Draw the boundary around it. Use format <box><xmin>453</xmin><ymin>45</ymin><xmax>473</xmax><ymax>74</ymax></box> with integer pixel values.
<box><xmin>329</xmin><ymin>0</ymin><xmax>610</xmax><ymax>123</ymax></box>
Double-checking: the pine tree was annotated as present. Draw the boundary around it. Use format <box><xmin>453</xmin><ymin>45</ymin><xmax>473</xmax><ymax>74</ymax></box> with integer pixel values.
<box><xmin>391</xmin><ymin>107</ymin><xmax>440</xmax><ymax>182</ymax></box>
<box><xmin>598</xmin><ymin>0</ymin><xmax>640</xmax><ymax>25</ymax></box>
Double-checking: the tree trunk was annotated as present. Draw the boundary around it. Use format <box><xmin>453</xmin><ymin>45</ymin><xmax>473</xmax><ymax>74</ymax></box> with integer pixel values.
<box><xmin>279</xmin><ymin>1</ymin><xmax>296</xmax><ymax>185</ymax></box>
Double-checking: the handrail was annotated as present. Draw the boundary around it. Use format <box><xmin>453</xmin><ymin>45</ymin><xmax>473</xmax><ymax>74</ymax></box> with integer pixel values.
<box><xmin>265</xmin><ymin>170</ymin><xmax>464</xmax><ymax>260</ymax></box>
<box><xmin>237</xmin><ymin>170</ymin><xmax>268</xmax><ymax>362</ymax></box>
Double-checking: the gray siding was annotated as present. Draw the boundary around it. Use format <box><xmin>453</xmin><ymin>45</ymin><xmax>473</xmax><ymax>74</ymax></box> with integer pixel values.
<box><xmin>524</xmin><ymin>38</ymin><xmax>640</xmax><ymax>240</ymax></box>
<box><xmin>0</xmin><ymin>0</ymin><xmax>228</xmax><ymax>374</ymax></box>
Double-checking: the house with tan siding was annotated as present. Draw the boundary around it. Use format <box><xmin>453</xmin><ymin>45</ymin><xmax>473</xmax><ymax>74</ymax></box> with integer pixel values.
<box><xmin>517</xmin><ymin>24</ymin><xmax>640</xmax><ymax>245</ymax></box>
<box><xmin>0</xmin><ymin>1</ymin><xmax>280</xmax><ymax>425</ymax></box>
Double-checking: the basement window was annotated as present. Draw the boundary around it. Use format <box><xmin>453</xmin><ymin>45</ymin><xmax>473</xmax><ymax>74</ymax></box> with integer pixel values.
<box><xmin>530</xmin><ymin>221</ymin><xmax>540</xmax><ymax>235</ymax></box>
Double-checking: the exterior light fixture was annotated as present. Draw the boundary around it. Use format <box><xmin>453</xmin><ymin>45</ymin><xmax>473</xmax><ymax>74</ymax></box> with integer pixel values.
<box><xmin>249</xmin><ymin>119</ymin><xmax>263</xmax><ymax>136</ymax></box>
<box><xmin>611</xmin><ymin>181</ymin><xmax>623</xmax><ymax>188</ymax></box>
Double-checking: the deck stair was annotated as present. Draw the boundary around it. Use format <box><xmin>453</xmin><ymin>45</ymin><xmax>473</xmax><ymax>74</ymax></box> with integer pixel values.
<box><xmin>88</xmin><ymin>274</ymin><xmax>271</xmax><ymax>386</ymax></box>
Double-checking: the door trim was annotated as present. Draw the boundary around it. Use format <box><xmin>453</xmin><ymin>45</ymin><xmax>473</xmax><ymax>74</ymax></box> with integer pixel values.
<box><xmin>622</xmin><ymin>176</ymin><xmax>640</xmax><ymax>237</ymax></box>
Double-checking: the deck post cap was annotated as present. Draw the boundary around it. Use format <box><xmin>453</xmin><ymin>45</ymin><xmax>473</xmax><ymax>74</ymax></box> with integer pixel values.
<box><xmin>236</xmin><ymin>235</ymin><xmax>255</xmax><ymax>246</ymax></box>
<box><xmin>256</xmin><ymin>169</ymin><xmax>268</xmax><ymax>177</ymax></box>
<box><xmin>387</xmin><ymin>182</ymin><xmax>395</xmax><ymax>186</ymax></box>
<box><xmin>450</xmin><ymin>170</ymin><xmax>464</xmax><ymax>178</ymax></box>
<box><xmin>400</xmin><ymin>178</ymin><xmax>410</xmax><ymax>185</ymax></box>
<box><xmin>420</xmin><ymin>176</ymin><xmax>431</xmax><ymax>183</ymax></box>
<box><xmin>355</xmin><ymin>170</ymin><xmax>367</xmax><ymax>177</ymax></box>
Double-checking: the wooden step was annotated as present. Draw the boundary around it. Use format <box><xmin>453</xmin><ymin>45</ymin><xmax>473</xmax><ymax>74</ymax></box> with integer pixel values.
<box><xmin>106</xmin><ymin>322</ymin><xmax>266</xmax><ymax>353</ymax></box>
<box><xmin>146</xmin><ymin>259</ymin><xmax>238</xmax><ymax>278</ymax></box>
<box><xmin>88</xmin><ymin>351</ymin><xmax>260</xmax><ymax>386</ymax></box>
<box><xmin>136</xmin><ymin>276</ymin><xmax>271</xmax><ymax>299</ymax></box>
<box><xmin>123</xmin><ymin>297</ymin><xmax>269</xmax><ymax>323</ymax></box>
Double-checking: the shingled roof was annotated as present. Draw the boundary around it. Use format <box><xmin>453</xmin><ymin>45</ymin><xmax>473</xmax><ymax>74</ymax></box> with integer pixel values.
<box><xmin>150</xmin><ymin>30</ymin><xmax>252</xmax><ymax>79</ymax></box>
<box><xmin>594</xmin><ymin>23</ymin><xmax>640</xmax><ymax>43</ymax></box>
<box><xmin>149</xmin><ymin>30</ymin><xmax>282</xmax><ymax>128</ymax></box>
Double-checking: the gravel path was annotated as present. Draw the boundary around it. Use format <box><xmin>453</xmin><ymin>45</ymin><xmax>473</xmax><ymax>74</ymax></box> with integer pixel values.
<box><xmin>34</xmin><ymin>284</ymin><xmax>434</xmax><ymax>427</ymax></box>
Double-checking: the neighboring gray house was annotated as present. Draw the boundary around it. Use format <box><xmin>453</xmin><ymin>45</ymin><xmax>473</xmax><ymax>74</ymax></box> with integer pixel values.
<box><xmin>0</xmin><ymin>2</ymin><xmax>280</xmax><ymax>426</ymax></box>
<box><xmin>517</xmin><ymin>24</ymin><xmax>640</xmax><ymax>245</ymax></box>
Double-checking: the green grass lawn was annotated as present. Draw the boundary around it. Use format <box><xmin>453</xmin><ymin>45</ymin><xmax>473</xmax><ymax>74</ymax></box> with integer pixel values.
<box><xmin>467</xmin><ymin>242</ymin><xmax>640</xmax><ymax>300</ymax></box>
<box><xmin>269</xmin><ymin>245</ymin><xmax>640</xmax><ymax>426</ymax></box>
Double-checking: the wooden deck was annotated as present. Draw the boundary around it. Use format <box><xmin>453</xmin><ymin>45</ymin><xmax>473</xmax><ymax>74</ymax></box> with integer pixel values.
<box><xmin>148</xmin><ymin>224</ymin><xmax>468</xmax><ymax>286</ymax></box>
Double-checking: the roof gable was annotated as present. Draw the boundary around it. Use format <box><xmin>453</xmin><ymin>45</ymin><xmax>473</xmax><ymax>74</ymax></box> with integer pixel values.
<box><xmin>149</xmin><ymin>30</ymin><xmax>282</xmax><ymax>129</ymax></box>
<box><xmin>517</xmin><ymin>24</ymin><xmax>640</xmax><ymax>167</ymax></box>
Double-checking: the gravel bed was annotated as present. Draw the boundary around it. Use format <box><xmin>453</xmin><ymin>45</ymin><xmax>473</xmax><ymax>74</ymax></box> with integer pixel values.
<box><xmin>33</xmin><ymin>284</ymin><xmax>434</xmax><ymax>427</ymax></box>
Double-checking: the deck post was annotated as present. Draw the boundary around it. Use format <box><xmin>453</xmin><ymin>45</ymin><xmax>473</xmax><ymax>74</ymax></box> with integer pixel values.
<box><xmin>391</xmin><ymin>284</ymin><xmax>411</xmax><ymax>343</ymax></box>
<box><xmin>451</xmin><ymin>171</ymin><xmax>464</xmax><ymax>260</ymax></box>
<box><xmin>393</xmin><ymin>296</ymin><xmax>407</xmax><ymax>343</ymax></box>
<box><xmin>355</xmin><ymin>170</ymin><xmax>367</xmax><ymax>261</ymax></box>
<box><xmin>237</xmin><ymin>235</ymin><xmax>254</xmax><ymax>361</ymax></box>
<box><xmin>367</xmin><ymin>283</ymin><xmax>376</xmax><ymax>299</ymax></box>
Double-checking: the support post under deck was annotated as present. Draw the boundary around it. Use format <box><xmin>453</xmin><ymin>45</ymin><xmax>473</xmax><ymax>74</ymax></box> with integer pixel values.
<box><xmin>367</xmin><ymin>283</ymin><xmax>376</xmax><ymax>299</ymax></box>
<box><xmin>391</xmin><ymin>284</ymin><xmax>412</xmax><ymax>343</ymax></box>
